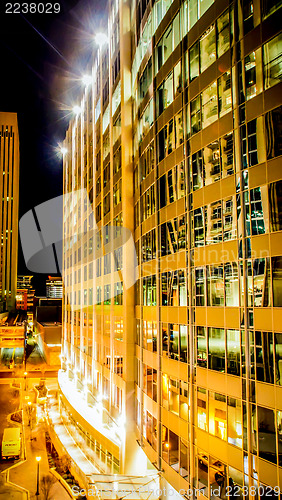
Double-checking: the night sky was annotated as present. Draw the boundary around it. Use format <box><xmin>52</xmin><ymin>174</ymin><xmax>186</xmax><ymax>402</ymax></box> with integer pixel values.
<box><xmin>0</xmin><ymin>0</ymin><xmax>106</xmax><ymax>290</ymax></box>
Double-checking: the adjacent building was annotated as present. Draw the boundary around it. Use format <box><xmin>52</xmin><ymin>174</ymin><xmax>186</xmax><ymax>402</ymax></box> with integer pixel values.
<box><xmin>17</xmin><ymin>275</ymin><xmax>33</xmax><ymax>289</ymax></box>
<box><xmin>0</xmin><ymin>113</ymin><xmax>19</xmax><ymax>311</ymax></box>
<box><xmin>60</xmin><ymin>0</ymin><xmax>282</xmax><ymax>497</ymax></box>
<box><xmin>16</xmin><ymin>275</ymin><xmax>35</xmax><ymax>311</ymax></box>
<box><xmin>46</xmin><ymin>276</ymin><xmax>63</xmax><ymax>299</ymax></box>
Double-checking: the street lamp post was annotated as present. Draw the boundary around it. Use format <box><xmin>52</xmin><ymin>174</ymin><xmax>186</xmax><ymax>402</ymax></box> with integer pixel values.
<box><xmin>35</xmin><ymin>456</ymin><xmax>41</xmax><ymax>496</ymax></box>
<box><xmin>24</xmin><ymin>372</ymin><xmax>27</xmax><ymax>391</ymax></box>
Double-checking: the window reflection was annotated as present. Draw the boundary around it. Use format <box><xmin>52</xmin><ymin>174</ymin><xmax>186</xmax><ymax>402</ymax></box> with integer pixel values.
<box><xmin>209</xmin><ymin>391</ymin><xmax>227</xmax><ymax>440</ymax></box>
<box><xmin>269</xmin><ymin>180</ymin><xmax>282</xmax><ymax>232</ymax></box>
<box><xmin>200</xmin><ymin>25</ymin><xmax>216</xmax><ymax>73</ymax></box>
<box><xmin>208</xmin><ymin>328</ymin><xmax>225</xmax><ymax>372</ymax></box>
<box><xmin>263</xmin><ymin>33</ymin><xmax>282</xmax><ymax>89</ymax></box>
<box><xmin>245</xmin><ymin>51</ymin><xmax>256</xmax><ymax>100</ymax></box>
<box><xmin>227</xmin><ymin>329</ymin><xmax>241</xmax><ymax>376</ymax></box>
<box><xmin>265</xmin><ymin>105</ymin><xmax>282</xmax><ymax>159</ymax></box>
<box><xmin>227</xmin><ymin>397</ymin><xmax>242</xmax><ymax>448</ymax></box>
<box><xmin>257</xmin><ymin>406</ymin><xmax>277</xmax><ymax>464</ymax></box>
<box><xmin>197</xmin><ymin>387</ymin><xmax>208</xmax><ymax>431</ymax></box>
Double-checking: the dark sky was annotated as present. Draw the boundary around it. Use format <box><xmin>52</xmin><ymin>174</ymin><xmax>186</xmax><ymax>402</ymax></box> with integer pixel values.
<box><xmin>0</xmin><ymin>0</ymin><xmax>106</xmax><ymax>288</ymax></box>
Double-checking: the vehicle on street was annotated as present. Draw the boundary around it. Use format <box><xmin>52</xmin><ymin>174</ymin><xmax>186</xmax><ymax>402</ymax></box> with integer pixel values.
<box><xmin>1</xmin><ymin>427</ymin><xmax>21</xmax><ymax>459</ymax></box>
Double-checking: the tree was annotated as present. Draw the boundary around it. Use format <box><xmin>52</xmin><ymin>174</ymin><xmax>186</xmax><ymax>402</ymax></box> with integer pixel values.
<box><xmin>40</xmin><ymin>474</ymin><xmax>57</xmax><ymax>500</ymax></box>
<box><xmin>57</xmin><ymin>454</ymin><xmax>71</xmax><ymax>475</ymax></box>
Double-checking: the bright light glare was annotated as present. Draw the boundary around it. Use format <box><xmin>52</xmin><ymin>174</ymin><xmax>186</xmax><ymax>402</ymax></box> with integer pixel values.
<box><xmin>73</xmin><ymin>105</ymin><xmax>81</xmax><ymax>115</ymax></box>
<box><xmin>82</xmin><ymin>74</ymin><xmax>92</xmax><ymax>87</ymax></box>
<box><xmin>95</xmin><ymin>33</ymin><xmax>108</xmax><ymax>46</ymax></box>
<box><xmin>36</xmin><ymin>456</ymin><xmax>41</xmax><ymax>462</ymax></box>
<box><xmin>60</xmin><ymin>146</ymin><xmax>68</xmax><ymax>156</ymax></box>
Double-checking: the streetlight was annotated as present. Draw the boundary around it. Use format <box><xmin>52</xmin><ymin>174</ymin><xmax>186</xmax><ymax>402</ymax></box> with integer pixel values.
<box><xmin>72</xmin><ymin>105</ymin><xmax>81</xmax><ymax>115</ymax></box>
<box><xmin>82</xmin><ymin>74</ymin><xmax>92</xmax><ymax>87</ymax></box>
<box><xmin>94</xmin><ymin>32</ymin><xmax>108</xmax><ymax>47</ymax></box>
<box><xmin>60</xmin><ymin>146</ymin><xmax>68</xmax><ymax>156</ymax></box>
<box><xmin>35</xmin><ymin>456</ymin><xmax>41</xmax><ymax>497</ymax></box>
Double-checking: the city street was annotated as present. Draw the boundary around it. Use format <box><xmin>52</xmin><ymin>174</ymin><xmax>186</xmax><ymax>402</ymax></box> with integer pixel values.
<box><xmin>0</xmin><ymin>376</ymin><xmax>71</xmax><ymax>499</ymax></box>
<box><xmin>0</xmin><ymin>381</ymin><xmax>21</xmax><ymax>472</ymax></box>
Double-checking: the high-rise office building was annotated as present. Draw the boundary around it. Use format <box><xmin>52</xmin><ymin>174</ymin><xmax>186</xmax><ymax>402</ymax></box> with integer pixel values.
<box><xmin>0</xmin><ymin>113</ymin><xmax>19</xmax><ymax>311</ymax></box>
<box><xmin>46</xmin><ymin>276</ymin><xmax>63</xmax><ymax>299</ymax></box>
<box><xmin>60</xmin><ymin>0</ymin><xmax>282</xmax><ymax>497</ymax></box>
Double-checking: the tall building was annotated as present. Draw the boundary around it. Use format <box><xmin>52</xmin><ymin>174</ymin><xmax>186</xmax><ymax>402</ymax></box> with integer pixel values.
<box><xmin>60</xmin><ymin>0</ymin><xmax>282</xmax><ymax>497</ymax></box>
<box><xmin>17</xmin><ymin>275</ymin><xmax>33</xmax><ymax>289</ymax></box>
<box><xmin>46</xmin><ymin>276</ymin><xmax>63</xmax><ymax>299</ymax></box>
<box><xmin>16</xmin><ymin>275</ymin><xmax>35</xmax><ymax>311</ymax></box>
<box><xmin>0</xmin><ymin>113</ymin><xmax>19</xmax><ymax>311</ymax></box>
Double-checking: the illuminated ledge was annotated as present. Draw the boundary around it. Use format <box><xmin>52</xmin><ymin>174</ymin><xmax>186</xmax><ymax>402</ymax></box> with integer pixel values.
<box><xmin>87</xmin><ymin>473</ymin><xmax>160</xmax><ymax>500</ymax></box>
<box><xmin>58</xmin><ymin>369</ymin><xmax>121</xmax><ymax>449</ymax></box>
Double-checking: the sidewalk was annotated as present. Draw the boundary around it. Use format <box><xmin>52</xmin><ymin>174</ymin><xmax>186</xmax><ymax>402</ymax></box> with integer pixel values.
<box><xmin>0</xmin><ymin>471</ymin><xmax>26</xmax><ymax>500</ymax></box>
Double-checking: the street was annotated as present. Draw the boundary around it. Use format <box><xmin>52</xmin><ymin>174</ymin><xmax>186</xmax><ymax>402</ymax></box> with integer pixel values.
<box><xmin>0</xmin><ymin>376</ymin><xmax>71</xmax><ymax>499</ymax></box>
<box><xmin>0</xmin><ymin>382</ymin><xmax>21</xmax><ymax>472</ymax></box>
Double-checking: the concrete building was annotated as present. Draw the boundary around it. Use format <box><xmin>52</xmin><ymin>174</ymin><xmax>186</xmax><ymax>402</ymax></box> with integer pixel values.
<box><xmin>60</xmin><ymin>0</ymin><xmax>282</xmax><ymax>497</ymax></box>
<box><xmin>0</xmin><ymin>113</ymin><xmax>19</xmax><ymax>311</ymax></box>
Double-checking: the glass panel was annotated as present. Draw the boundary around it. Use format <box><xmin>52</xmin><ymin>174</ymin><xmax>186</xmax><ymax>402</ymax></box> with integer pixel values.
<box><xmin>180</xmin><ymin>438</ymin><xmax>189</xmax><ymax>479</ymax></box>
<box><xmin>263</xmin><ymin>33</ymin><xmax>282</xmax><ymax>89</ymax></box>
<box><xmin>275</xmin><ymin>333</ymin><xmax>282</xmax><ymax>385</ymax></box>
<box><xmin>209</xmin><ymin>391</ymin><xmax>227</xmax><ymax>440</ymax></box>
<box><xmin>206</xmin><ymin>201</ymin><xmax>222</xmax><ymax>244</ymax></box>
<box><xmin>197</xmin><ymin>387</ymin><xmax>208</xmax><ymax>431</ymax></box>
<box><xmin>200</xmin><ymin>25</ymin><xmax>216</xmax><ymax>73</ymax></box>
<box><xmin>217</xmin><ymin>10</ymin><xmax>230</xmax><ymax>57</ymax></box>
<box><xmin>227</xmin><ymin>329</ymin><xmax>240</xmax><ymax>376</ymax></box>
<box><xmin>195</xmin><ymin>268</ymin><xmax>205</xmax><ymax>305</ymax></box>
<box><xmin>256</xmin><ymin>331</ymin><xmax>274</xmax><ymax>384</ymax></box>
<box><xmin>245</xmin><ymin>52</ymin><xmax>257</xmax><ymax>100</ymax></box>
<box><xmin>189</xmin><ymin>42</ymin><xmax>199</xmax><ymax>81</ymax></box>
<box><xmin>194</xmin><ymin>208</ymin><xmax>205</xmax><ymax>247</ymax></box>
<box><xmin>208</xmin><ymin>327</ymin><xmax>225</xmax><ymax>372</ymax></box>
<box><xmin>265</xmin><ymin>105</ymin><xmax>282</xmax><ymax>159</ymax></box>
<box><xmin>257</xmin><ymin>406</ymin><xmax>277</xmax><ymax>464</ymax></box>
<box><xmin>208</xmin><ymin>265</ymin><xmax>224</xmax><ymax>306</ymax></box>
<box><xmin>202</xmin><ymin>81</ymin><xmax>218</xmax><ymax>128</ymax></box>
<box><xmin>253</xmin><ymin>258</ymin><xmax>270</xmax><ymax>307</ymax></box>
<box><xmin>262</xmin><ymin>0</ymin><xmax>282</xmax><ymax>19</ymax></box>
<box><xmin>169</xmin><ymin>430</ymin><xmax>179</xmax><ymax>469</ymax></box>
<box><xmin>228</xmin><ymin>397</ymin><xmax>242</xmax><ymax>448</ymax></box>
<box><xmin>180</xmin><ymin>325</ymin><xmax>188</xmax><ymax>362</ymax></box>
<box><xmin>221</xmin><ymin>132</ymin><xmax>234</xmax><ymax>177</ymax></box>
<box><xmin>272</xmin><ymin>256</ymin><xmax>282</xmax><ymax>306</ymax></box>
<box><xmin>191</xmin><ymin>96</ymin><xmax>201</xmax><ymax>134</ymax></box>
<box><xmin>269</xmin><ymin>180</ymin><xmax>282</xmax><ymax>231</ymax></box>
<box><xmin>192</xmin><ymin>150</ymin><xmax>204</xmax><ymax>190</ymax></box>
<box><xmin>169</xmin><ymin>324</ymin><xmax>179</xmax><ymax>360</ymax></box>
<box><xmin>203</xmin><ymin>141</ymin><xmax>220</xmax><ymax>186</ymax></box>
<box><xmin>197</xmin><ymin>326</ymin><xmax>207</xmax><ymax>367</ymax></box>
<box><xmin>225</xmin><ymin>262</ymin><xmax>239</xmax><ymax>306</ymax></box>
<box><xmin>218</xmin><ymin>71</ymin><xmax>232</xmax><ymax>116</ymax></box>
<box><xmin>277</xmin><ymin>411</ymin><xmax>282</xmax><ymax>466</ymax></box>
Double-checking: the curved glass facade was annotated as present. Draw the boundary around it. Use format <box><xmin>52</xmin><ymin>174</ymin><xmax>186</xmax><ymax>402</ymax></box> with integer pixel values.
<box><xmin>62</xmin><ymin>0</ymin><xmax>282</xmax><ymax>496</ymax></box>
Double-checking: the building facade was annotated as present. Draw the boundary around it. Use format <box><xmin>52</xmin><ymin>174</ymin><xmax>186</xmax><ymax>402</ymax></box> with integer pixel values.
<box><xmin>0</xmin><ymin>113</ymin><xmax>19</xmax><ymax>311</ymax></box>
<box><xmin>61</xmin><ymin>0</ymin><xmax>282</xmax><ymax>497</ymax></box>
<box><xmin>16</xmin><ymin>275</ymin><xmax>35</xmax><ymax>311</ymax></box>
<box><xmin>17</xmin><ymin>275</ymin><xmax>33</xmax><ymax>289</ymax></box>
<box><xmin>46</xmin><ymin>276</ymin><xmax>63</xmax><ymax>299</ymax></box>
